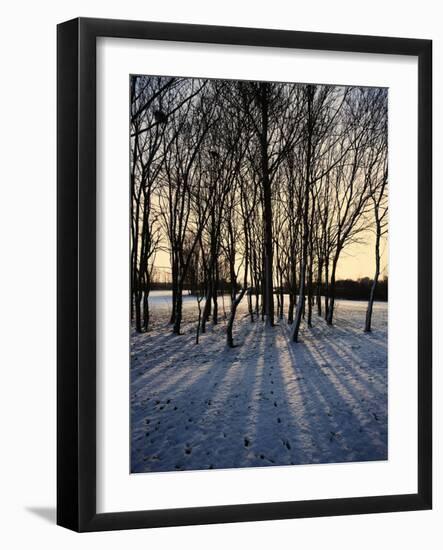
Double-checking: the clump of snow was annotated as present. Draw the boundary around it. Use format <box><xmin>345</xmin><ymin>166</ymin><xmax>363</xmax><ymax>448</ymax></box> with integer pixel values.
<box><xmin>131</xmin><ymin>293</ymin><xmax>387</xmax><ymax>473</ymax></box>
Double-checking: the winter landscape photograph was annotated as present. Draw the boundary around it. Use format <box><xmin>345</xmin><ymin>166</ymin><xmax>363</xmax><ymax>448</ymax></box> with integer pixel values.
<box><xmin>130</xmin><ymin>75</ymin><xmax>388</xmax><ymax>474</ymax></box>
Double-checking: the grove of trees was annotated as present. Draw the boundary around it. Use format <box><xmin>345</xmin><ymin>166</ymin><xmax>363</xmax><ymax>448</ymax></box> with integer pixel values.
<box><xmin>130</xmin><ymin>75</ymin><xmax>388</xmax><ymax>347</ymax></box>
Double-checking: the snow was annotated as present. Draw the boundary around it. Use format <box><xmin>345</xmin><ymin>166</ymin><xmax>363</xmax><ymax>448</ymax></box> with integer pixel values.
<box><xmin>131</xmin><ymin>292</ymin><xmax>387</xmax><ymax>473</ymax></box>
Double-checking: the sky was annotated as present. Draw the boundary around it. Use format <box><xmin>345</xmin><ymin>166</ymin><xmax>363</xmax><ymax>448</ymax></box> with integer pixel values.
<box><xmin>335</xmin><ymin>233</ymin><xmax>388</xmax><ymax>280</ymax></box>
<box><xmin>151</xmin><ymin>229</ymin><xmax>388</xmax><ymax>283</ymax></box>
<box><xmin>136</xmin><ymin>77</ymin><xmax>388</xmax><ymax>284</ymax></box>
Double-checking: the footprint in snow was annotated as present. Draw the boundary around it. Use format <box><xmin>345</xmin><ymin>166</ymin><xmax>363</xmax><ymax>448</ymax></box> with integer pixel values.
<box><xmin>258</xmin><ymin>453</ymin><xmax>275</xmax><ymax>463</ymax></box>
<box><xmin>329</xmin><ymin>431</ymin><xmax>340</xmax><ymax>442</ymax></box>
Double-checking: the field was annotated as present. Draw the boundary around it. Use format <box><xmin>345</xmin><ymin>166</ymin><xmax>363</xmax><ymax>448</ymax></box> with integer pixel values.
<box><xmin>130</xmin><ymin>292</ymin><xmax>387</xmax><ymax>473</ymax></box>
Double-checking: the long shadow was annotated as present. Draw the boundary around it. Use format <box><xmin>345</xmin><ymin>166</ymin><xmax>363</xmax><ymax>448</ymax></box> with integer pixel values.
<box><xmin>323</xmin><ymin>315</ymin><xmax>387</xmax><ymax>383</ymax></box>
<box><xmin>304</xmin><ymin>309</ymin><xmax>387</xmax><ymax>389</ymax></box>
<box><xmin>131</xmin><ymin>301</ymin><xmax>387</xmax><ymax>472</ymax></box>
<box><xmin>131</xmin><ymin>351</ymin><xmax>218</xmax><ymax>470</ymax></box>
<box><xmin>326</xmin><ymin>340</ymin><xmax>386</xmax><ymax>392</ymax></box>
<box><xmin>324</xmin><ymin>306</ymin><xmax>388</xmax><ymax>355</ymax></box>
<box><xmin>281</xmin><ymin>323</ymin><xmax>387</xmax><ymax>463</ymax></box>
<box><xmin>329</xmin><ymin>323</ymin><xmax>388</xmax><ymax>356</ymax></box>
<box><xmin>131</xmin><ymin>323</ymin><xmax>227</xmax><ymax>395</ymax></box>
<box><xmin>191</xmin><ymin>321</ymin><xmax>264</xmax><ymax>470</ymax></box>
<box><xmin>230</xmin><ymin>323</ymin><xmax>294</xmax><ymax>469</ymax></box>
<box><xmin>130</xmin><ymin>309</ymin><xmax>232</xmax><ymax>390</ymax></box>
<box><xmin>308</xmin><ymin>329</ymin><xmax>387</xmax><ymax>394</ymax></box>
<box><xmin>250</xmin><ymin>326</ymin><xmax>316</xmax><ymax>467</ymax></box>
<box><xmin>131</xmin><ymin>320</ymin><xmax>264</xmax><ymax>472</ymax></box>
<box><xmin>284</xmin><ymin>332</ymin><xmax>354</xmax><ymax>462</ymax></box>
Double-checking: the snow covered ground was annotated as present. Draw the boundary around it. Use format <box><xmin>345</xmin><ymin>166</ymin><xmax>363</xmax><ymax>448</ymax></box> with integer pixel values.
<box><xmin>131</xmin><ymin>292</ymin><xmax>387</xmax><ymax>473</ymax></box>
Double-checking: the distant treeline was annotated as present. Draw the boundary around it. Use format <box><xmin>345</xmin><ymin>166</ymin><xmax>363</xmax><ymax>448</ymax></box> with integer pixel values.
<box><xmin>321</xmin><ymin>278</ymin><xmax>388</xmax><ymax>302</ymax></box>
<box><xmin>150</xmin><ymin>277</ymin><xmax>388</xmax><ymax>302</ymax></box>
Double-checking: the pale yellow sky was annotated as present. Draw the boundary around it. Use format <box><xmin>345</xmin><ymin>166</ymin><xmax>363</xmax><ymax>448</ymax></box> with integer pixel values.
<box><xmin>152</xmin><ymin>229</ymin><xmax>388</xmax><ymax>282</ymax></box>
<box><xmin>335</xmin><ymin>232</ymin><xmax>388</xmax><ymax>280</ymax></box>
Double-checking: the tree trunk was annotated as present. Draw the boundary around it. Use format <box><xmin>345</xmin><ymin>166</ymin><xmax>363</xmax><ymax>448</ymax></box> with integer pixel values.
<box><xmin>261</xmin><ymin>271</ymin><xmax>265</xmax><ymax>322</ymax></box>
<box><xmin>142</xmin><ymin>289</ymin><xmax>149</xmax><ymax>332</ymax></box>
<box><xmin>247</xmin><ymin>289</ymin><xmax>254</xmax><ymax>322</ymax></box>
<box><xmin>259</xmin><ymin>83</ymin><xmax>274</xmax><ymax>327</ymax></box>
<box><xmin>293</xmin><ymin>246</ymin><xmax>307</xmax><ymax>342</ymax></box>
<box><xmin>173</xmin><ymin>282</ymin><xmax>183</xmax><ymax>334</ymax></box>
<box><xmin>279</xmin><ymin>286</ymin><xmax>284</xmax><ymax>320</ymax></box>
<box><xmin>227</xmin><ymin>288</ymin><xmax>247</xmax><ymax>348</ymax></box>
<box><xmin>365</xmin><ymin>218</ymin><xmax>381</xmax><ymax>332</ymax></box>
<box><xmin>288</xmin><ymin>293</ymin><xmax>295</xmax><ymax>324</ymax></box>
<box><xmin>326</xmin><ymin>254</ymin><xmax>339</xmax><ymax>325</ymax></box>
<box><xmin>212</xmin><ymin>262</ymin><xmax>219</xmax><ymax>325</ymax></box>
<box><xmin>201</xmin><ymin>283</ymin><xmax>212</xmax><ymax>333</ymax></box>
<box><xmin>169</xmin><ymin>257</ymin><xmax>178</xmax><ymax>324</ymax></box>
<box><xmin>324</xmin><ymin>255</ymin><xmax>330</xmax><ymax>321</ymax></box>
<box><xmin>316</xmin><ymin>257</ymin><xmax>323</xmax><ymax>316</ymax></box>
<box><xmin>292</xmin><ymin>86</ymin><xmax>313</xmax><ymax>342</ymax></box>
<box><xmin>287</xmin><ymin>250</ymin><xmax>297</xmax><ymax>324</ymax></box>
<box><xmin>195</xmin><ymin>298</ymin><xmax>203</xmax><ymax>344</ymax></box>
<box><xmin>135</xmin><ymin>288</ymin><xmax>142</xmax><ymax>333</ymax></box>
<box><xmin>307</xmin><ymin>254</ymin><xmax>313</xmax><ymax>327</ymax></box>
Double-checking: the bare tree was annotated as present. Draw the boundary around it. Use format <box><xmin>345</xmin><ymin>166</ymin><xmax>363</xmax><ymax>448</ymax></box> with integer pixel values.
<box><xmin>292</xmin><ymin>85</ymin><xmax>345</xmax><ymax>341</ymax></box>
<box><xmin>130</xmin><ymin>76</ymin><xmax>176</xmax><ymax>332</ymax></box>
<box><xmin>364</xmin><ymin>90</ymin><xmax>388</xmax><ymax>332</ymax></box>
<box><xmin>198</xmin><ymin>82</ymin><xmax>247</xmax><ymax>332</ymax></box>
<box><xmin>325</xmin><ymin>88</ymin><xmax>382</xmax><ymax>325</ymax></box>
<box><xmin>226</xmin><ymin>171</ymin><xmax>257</xmax><ymax>348</ymax></box>
<box><xmin>130</xmin><ymin>76</ymin><xmax>388</xmax><ymax>346</ymax></box>
<box><xmin>159</xmin><ymin>80</ymin><xmax>214</xmax><ymax>334</ymax></box>
<box><xmin>238</xmin><ymin>82</ymin><xmax>304</xmax><ymax>327</ymax></box>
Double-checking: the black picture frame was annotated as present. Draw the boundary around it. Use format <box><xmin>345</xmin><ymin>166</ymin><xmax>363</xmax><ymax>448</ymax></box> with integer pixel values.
<box><xmin>57</xmin><ymin>17</ymin><xmax>432</xmax><ymax>532</ymax></box>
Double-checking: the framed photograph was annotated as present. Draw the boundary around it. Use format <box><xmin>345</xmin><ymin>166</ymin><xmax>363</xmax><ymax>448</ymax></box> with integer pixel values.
<box><xmin>57</xmin><ymin>17</ymin><xmax>432</xmax><ymax>531</ymax></box>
